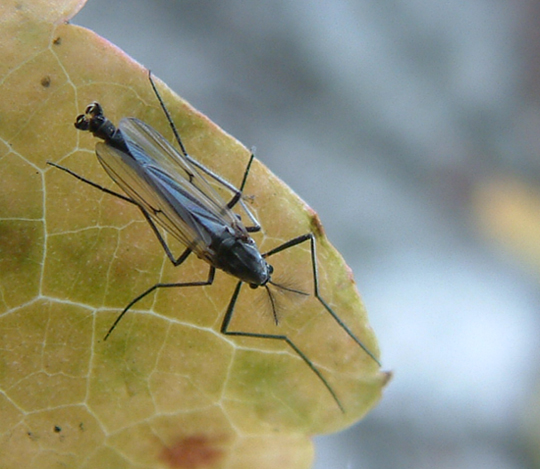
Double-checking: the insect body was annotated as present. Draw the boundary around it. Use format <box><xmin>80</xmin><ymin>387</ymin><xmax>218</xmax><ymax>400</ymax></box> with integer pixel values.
<box><xmin>49</xmin><ymin>74</ymin><xmax>380</xmax><ymax>412</ymax></box>
<box><xmin>74</xmin><ymin>101</ymin><xmax>271</xmax><ymax>295</ymax></box>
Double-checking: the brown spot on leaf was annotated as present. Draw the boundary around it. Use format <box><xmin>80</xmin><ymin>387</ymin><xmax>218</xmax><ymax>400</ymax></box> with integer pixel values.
<box><xmin>344</xmin><ymin>264</ymin><xmax>356</xmax><ymax>283</ymax></box>
<box><xmin>53</xmin><ymin>36</ymin><xmax>62</xmax><ymax>45</ymax></box>
<box><xmin>381</xmin><ymin>370</ymin><xmax>394</xmax><ymax>386</ymax></box>
<box><xmin>160</xmin><ymin>435</ymin><xmax>226</xmax><ymax>469</ymax></box>
<box><xmin>309</xmin><ymin>210</ymin><xmax>325</xmax><ymax>238</ymax></box>
<box><xmin>41</xmin><ymin>76</ymin><xmax>51</xmax><ymax>87</ymax></box>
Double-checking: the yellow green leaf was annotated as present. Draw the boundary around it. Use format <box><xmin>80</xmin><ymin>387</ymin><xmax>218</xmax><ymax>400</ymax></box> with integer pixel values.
<box><xmin>0</xmin><ymin>1</ymin><xmax>389</xmax><ymax>468</ymax></box>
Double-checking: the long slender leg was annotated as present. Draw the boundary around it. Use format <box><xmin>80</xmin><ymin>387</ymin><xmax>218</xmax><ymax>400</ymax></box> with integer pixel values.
<box><xmin>147</xmin><ymin>71</ymin><xmax>260</xmax><ymax>231</ymax></box>
<box><xmin>48</xmin><ymin>162</ymin><xmax>193</xmax><ymax>267</ymax></box>
<box><xmin>47</xmin><ymin>162</ymin><xmax>134</xmax><ymax>204</ymax></box>
<box><xmin>220</xmin><ymin>280</ymin><xmax>345</xmax><ymax>412</ymax></box>
<box><xmin>137</xmin><ymin>208</ymin><xmax>193</xmax><ymax>266</ymax></box>
<box><xmin>226</xmin><ymin>153</ymin><xmax>254</xmax><ymax>208</ymax></box>
<box><xmin>225</xmin><ymin>153</ymin><xmax>261</xmax><ymax>233</ymax></box>
<box><xmin>263</xmin><ymin>233</ymin><xmax>381</xmax><ymax>367</ymax></box>
<box><xmin>104</xmin><ymin>266</ymin><xmax>216</xmax><ymax>341</ymax></box>
<box><xmin>148</xmin><ymin>70</ymin><xmax>189</xmax><ymax>157</ymax></box>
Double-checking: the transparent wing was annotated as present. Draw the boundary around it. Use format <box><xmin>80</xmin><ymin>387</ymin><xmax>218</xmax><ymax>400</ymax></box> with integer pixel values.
<box><xmin>94</xmin><ymin>117</ymin><xmax>244</xmax><ymax>259</ymax></box>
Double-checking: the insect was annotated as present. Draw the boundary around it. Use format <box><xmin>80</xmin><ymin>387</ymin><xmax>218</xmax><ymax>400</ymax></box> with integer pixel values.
<box><xmin>48</xmin><ymin>72</ymin><xmax>380</xmax><ymax>411</ymax></box>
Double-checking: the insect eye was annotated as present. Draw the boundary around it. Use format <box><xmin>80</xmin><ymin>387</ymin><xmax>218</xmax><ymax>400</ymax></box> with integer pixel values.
<box><xmin>74</xmin><ymin>114</ymin><xmax>89</xmax><ymax>131</ymax></box>
<box><xmin>86</xmin><ymin>102</ymin><xmax>102</xmax><ymax>116</ymax></box>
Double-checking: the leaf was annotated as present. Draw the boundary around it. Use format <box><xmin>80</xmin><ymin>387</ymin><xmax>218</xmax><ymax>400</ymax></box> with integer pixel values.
<box><xmin>0</xmin><ymin>1</ymin><xmax>389</xmax><ymax>468</ymax></box>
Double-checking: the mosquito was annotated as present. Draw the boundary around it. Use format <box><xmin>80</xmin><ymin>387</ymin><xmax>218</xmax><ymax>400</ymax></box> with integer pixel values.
<box><xmin>48</xmin><ymin>72</ymin><xmax>380</xmax><ymax>412</ymax></box>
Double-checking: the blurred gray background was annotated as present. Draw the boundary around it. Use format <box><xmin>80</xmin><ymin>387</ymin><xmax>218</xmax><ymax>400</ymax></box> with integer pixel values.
<box><xmin>74</xmin><ymin>1</ymin><xmax>540</xmax><ymax>468</ymax></box>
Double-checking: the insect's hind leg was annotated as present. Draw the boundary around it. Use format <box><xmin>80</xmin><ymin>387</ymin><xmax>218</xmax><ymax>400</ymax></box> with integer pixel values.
<box><xmin>220</xmin><ymin>280</ymin><xmax>345</xmax><ymax>412</ymax></box>
<box><xmin>148</xmin><ymin>70</ymin><xmax>189</xmax><ymax>157</ymax></box>
<box><xmin>48</xmin><ymin>161</ymin><xmax>191</xmax><ymax>268</ymax></box>
<box><xmin>263</xmin><ymin>233</ymin><xmax>381</xmax><ymax>367</ymax></box>
<box><xmin>147</xmin><ymin>71</ymin><xmax>261</xmax><ymax>232</ymax></box>
<box><xmin>104</xmin><ymin>266</ymin><xmax>216</xmax><ymax>341</ymax></box>
<box><xmin>47</xmin><ymin>162</ymin><xmax>135</xmax><ymax>205</ymax></box>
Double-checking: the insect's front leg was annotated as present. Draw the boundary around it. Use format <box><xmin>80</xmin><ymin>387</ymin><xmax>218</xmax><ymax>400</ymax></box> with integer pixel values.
<box><xmin>263</xmin><ymin>233</ymin><xmax>381</xmax><ymax>366</ymax></box>
<box><xmin>219</xmin><ymin>280</ymin><xmax>345</xmax><ymax>412</ymax></box>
